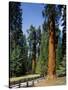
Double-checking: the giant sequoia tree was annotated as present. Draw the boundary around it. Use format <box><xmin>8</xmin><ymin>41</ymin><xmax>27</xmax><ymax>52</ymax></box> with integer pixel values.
<box><xmin>27</xmin><ymin>25</ymin><xmax>37</xmax><ymax>74</ymax></box>
<box><xmin>42</xmin><ymin>5</ymin><xmax>62</xmax><ymax>79</ymax></box>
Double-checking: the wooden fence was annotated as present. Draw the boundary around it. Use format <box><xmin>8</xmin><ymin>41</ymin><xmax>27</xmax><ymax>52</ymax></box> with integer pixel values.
<box><xmin>9</xmin><ymin>75</ymin><xmax>41</xmax><ymax>88</ymax></box>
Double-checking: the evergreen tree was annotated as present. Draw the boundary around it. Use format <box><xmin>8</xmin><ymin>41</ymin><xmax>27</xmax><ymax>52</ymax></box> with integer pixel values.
<box><xmin>36</xmin><ymin>31</ymin><xmax>48</xmax><ymax>76</ymax></box>
<box><xmin>62</xmin><ymin>5</ymin><xmax>66</xmax><ymax>62</ymax></box>
<box><xmin>36</xmin><ymin>21</ymin><xmax>48</xmax><ymax>76</ymax></box>
<box><xmin>27</xmin><ymin>25</ymin><xmax>37</xmax><ymax>74</ymax></box>
<box><xmin>9</xmin><ymin>2</ymin><xmax>28</xmax><ymax>77</ymax></box>
<box><xmin>42</xmin><ymin>4</ymin><xmax>62</xmax><ymax>79</ymax></box>
<box><xmin>62</xmin><ymin>5</ymin><xmax>66</xmax><ymax>75</ymax></box>
<box><xmin>36</xmin><ymin>26</ymin><xmax>41</xmax><ymax>58</ymax></box>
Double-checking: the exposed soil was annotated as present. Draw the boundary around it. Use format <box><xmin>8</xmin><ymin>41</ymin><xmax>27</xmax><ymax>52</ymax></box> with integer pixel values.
<box><xmin>34</xmin><ymin>76</ymin><xmax>66</xmax><ymax>87</ymax></box>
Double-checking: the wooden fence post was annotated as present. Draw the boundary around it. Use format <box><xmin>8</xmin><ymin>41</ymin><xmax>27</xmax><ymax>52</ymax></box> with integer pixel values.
<box><xmin>19</xmin><ymin>81</ymin><xmax>21</xmax><ymax>88</ymax></box>
<box><xmin>32</xmin><ymin>78</ymin><xmax>34</xmax><ymax>86</ymax></box>
<box><xmin>26</xmin><ymin>81</ymin><xmax>29</xmax><ymax>87</ymax></box>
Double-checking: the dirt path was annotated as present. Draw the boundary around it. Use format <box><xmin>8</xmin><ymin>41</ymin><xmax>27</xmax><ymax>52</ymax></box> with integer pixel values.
<box><xmin>34</xmin><ymin>77</ymin><xmax>66</xmax><ymax>87</ymax></box>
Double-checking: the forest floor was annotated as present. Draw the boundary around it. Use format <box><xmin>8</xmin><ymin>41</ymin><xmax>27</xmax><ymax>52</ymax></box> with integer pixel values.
<box><xmin>34</xmin><ymin>76</ymin><xmax>66</xmax><ymax>87</ymax></box>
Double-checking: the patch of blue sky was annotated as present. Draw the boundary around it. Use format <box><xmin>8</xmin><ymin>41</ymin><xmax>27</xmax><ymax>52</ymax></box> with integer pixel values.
<box><xmin>21</xmin><ymin>2</ymin><xmax>63</xmax><ymax>38</ymax></box>
<box><xmin>21</xmin><ymin>2</ymin><xmax>44</xmax><ymax>37</ymax></box>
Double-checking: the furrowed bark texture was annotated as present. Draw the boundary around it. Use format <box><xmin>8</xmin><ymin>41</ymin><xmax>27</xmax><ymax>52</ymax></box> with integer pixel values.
<box><xmin>47</xmin><ymin>20</ymin><xmax>56</xmax><ymax>80</ymax></box>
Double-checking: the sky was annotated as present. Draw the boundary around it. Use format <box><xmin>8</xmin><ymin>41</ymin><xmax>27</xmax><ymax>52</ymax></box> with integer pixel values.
<box><xmin>21</xmin><ymin>2</ymin><xmax>63</xmax><ymax>37</ymax></box>
<box><xmin>21</xmin><ymin>3</ymin><xmax>44</xmax><ymax>37</ymax></box>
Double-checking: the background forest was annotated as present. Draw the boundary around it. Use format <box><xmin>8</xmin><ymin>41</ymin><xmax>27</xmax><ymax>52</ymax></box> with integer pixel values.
<box><xmin>9</xmin><ymin>2</ymin><xmax>66</xmax><ymax>82</ymax></box>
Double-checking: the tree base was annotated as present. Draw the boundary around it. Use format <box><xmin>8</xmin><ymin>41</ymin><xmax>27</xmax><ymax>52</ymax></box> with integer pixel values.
<box><xmin>46</xmin><ymin>74</ymin><xmax>57</xmax><ymax>80</ymax></box>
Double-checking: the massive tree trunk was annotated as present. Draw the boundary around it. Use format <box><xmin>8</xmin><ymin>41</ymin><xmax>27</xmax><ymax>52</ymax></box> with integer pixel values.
<box><xmin>32</xmin><ymin>55</ymin><xmax>36</xmax><ymax>74</ymax></box>
<box><xmin>47</xmin><ymin>20</ymin><xmax>56</xmax><ymax>80</ymax></box>
<box><xmin>32</xmin><ymin>42</ymin><xmax>36</xmax><ymax>74</ymax></box>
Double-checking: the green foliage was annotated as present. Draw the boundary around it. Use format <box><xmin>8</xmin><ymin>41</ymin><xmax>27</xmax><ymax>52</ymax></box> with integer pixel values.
<box><xmin>27</xmin><ymin>25</ymin><xmax>37</xmax><ymax>73</ymax></box>
<box><xmin>9</xmin><ymin>3</ymin><xmax>66</xmax><ymax>79</ymax></box>
<box><xmin>56</xmin><ymin>5</ymin><xmax>66</xmax><ymax>76</ymax></box>
<box><xmin>42</xmin><ymin>5</ymin><xmax>62</xmax><ymax>26</ymax></box>
<box><xmin>36</xmin><ymin>26</ymin><xmax>41</xmax><ymax>58</ymax></box>
<box><xmin>27</xmin><ymin>25</ymin><xmax>42</xmax><ymax>74</ymax></box>
<box><xmin>56</xmin><ymin>35</ymin><xmax>66</xmax><ymax>76</ymax></box>
<box><xmin>10</xmin><ymin>36</ymin><xmax>28</xmax><ymax>77</ymax></box>
<box><xmin>10</xmin><ymin>45</ymin><xmax>21</xmax><ymax>76</ymax></box>
<box><xmin>62</xmin><ymin>6</ymin><xmax>66</xmax><ymax>57</ymax></box>
<box><xmin>56</xmin><ymin>37</ymin><xmax>62</xmax><ymax>69</ymax></box>
<box><xmin>36</xmin><ymin>31</ymin><xmax>48</xmax><ymax>75</ymax></box>
<box><xmin>9</xmin><ymin>2</ymin><xmax>28</xmax><ymax>77</ymax></box>
<box><xmin>9</xmin><ymin>2</ymin><xmax>22</xmax><ymax>31</ymax></box>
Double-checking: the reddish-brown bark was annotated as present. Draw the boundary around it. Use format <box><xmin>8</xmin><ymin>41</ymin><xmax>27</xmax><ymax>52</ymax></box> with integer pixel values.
<box><xmin>47</xmin><ymin>20</ymin><xmax>56</xmax><ymax>80</ymax></box>
<box><xmin>32</xmin><ymin>57</ymin><xmax>36</xmax><ymax>74</ymax></box>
